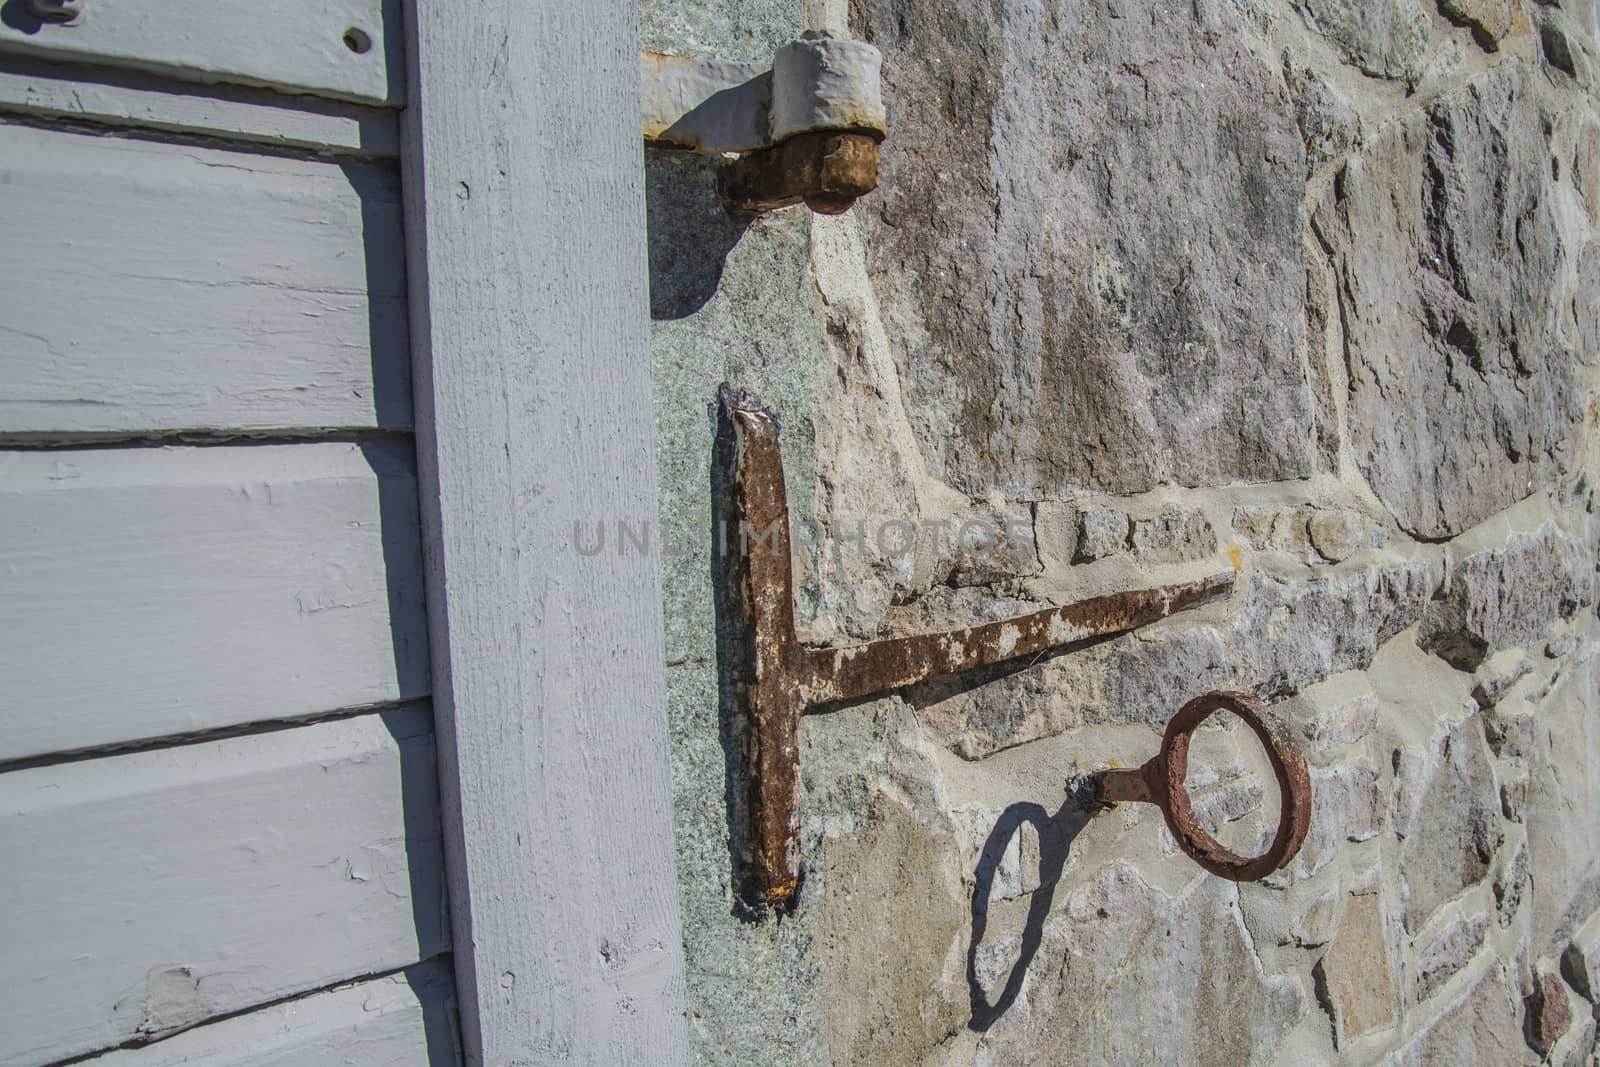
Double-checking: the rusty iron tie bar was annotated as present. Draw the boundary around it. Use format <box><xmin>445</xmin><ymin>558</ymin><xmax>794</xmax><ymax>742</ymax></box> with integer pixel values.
<box><xmin>721</xmin><ymin>389</ymin><xmax>1312</xmax><ymax>911</ymax></box>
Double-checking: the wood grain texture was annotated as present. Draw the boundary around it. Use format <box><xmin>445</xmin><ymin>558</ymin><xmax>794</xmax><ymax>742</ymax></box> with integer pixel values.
<box><xmin>0</xmin><ymin>0</ymin><xmax>402</xmax><ymax>106</ymax></box>
<box><xmin>0</xmin><ymin>124</ymin><xmax>411</xmax><ymax>439</ymax></box>
<box><xmin>90</xmin><ymin>960</ymin><xmax>458</xmax><ymax>1067</ymax></box>
<box><xmin>0</xmin><ymin>441</ymin><xmax>429</xmax><ymax>761</ymax></box>
<box><xmin>0</xmin><ymin>59</ymin><xmax>398</xmax><ymax>157</ymax></box>
<box><xmin>0</xmin><ymin>709</ymin><xmax>448</xmax><ymax>1067</ymax></box>
<box><xmin>401</xmin><ymin>1</ymin><xmax>688</xmax><ymax>1062</ymax></box>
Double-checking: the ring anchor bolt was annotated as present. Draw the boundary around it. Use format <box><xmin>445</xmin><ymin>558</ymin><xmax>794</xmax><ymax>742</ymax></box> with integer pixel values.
<box><xmin>1090</xmin><ymin>692</ymin><xmax>1313</xmax><ymax>883</ymax></box>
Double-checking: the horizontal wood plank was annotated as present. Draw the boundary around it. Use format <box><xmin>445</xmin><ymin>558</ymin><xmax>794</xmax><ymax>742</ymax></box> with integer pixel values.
<box><xmin>0</xmin><ymin>59</ymin><xmax>398</xmax><ymax>157</ymax></box>
<box><xmin>0</xmin><ymin>0</ymin><xmax>401</xmax><ymax>107</ymax></box>
<box><xmin>0</xmin><ymin>124</ymin><xmax>411</xmax><ymax>438</ymax></box>
<box><xmin>0</xmin><ymin>709</ymin><xmax>449</xmax><ymax>1067</ymax></box>
<box><xmin>0</xmin><ymin>441</ymin><xmax>430</xmax><ymax>761</ymax></box>
<box><xmin>87</xmin><ymin>960</ymin><xmax>457</xmax><ymax>1067</ymax></box>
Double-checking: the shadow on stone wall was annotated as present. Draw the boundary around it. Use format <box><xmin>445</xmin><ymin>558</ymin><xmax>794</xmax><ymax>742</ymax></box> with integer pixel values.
<box><xmin>968</xmin><ymin>795</ymin><xmax>1093</xmax><ymax>1031</ymax></box>
<box><xmin>708</xmin><ymin>395</ymin><xmax>752</xmax><ymax>915</ymax></box>
<box><xmin>646</xmin><ymin>149</ymin><xmax>751</xmax><ymax>321</ymax></box>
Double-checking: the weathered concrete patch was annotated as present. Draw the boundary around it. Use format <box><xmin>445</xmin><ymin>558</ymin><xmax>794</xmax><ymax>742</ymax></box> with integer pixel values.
<box><xmin>819</xmin><ymin>796</ymin><xmax>966</xmax><ymax>1065</ymax></box>
<box><xmin>639</xmin><ymin>0</ymin><xmax>799</xmax><ymax>60</ymax></box>
<box><xmin>662</xmin><ymin>667</ymin><xmax>827</xmax><ymax>1066</ymax></box>
<box><xmin>648</xmin><ymin>149</ymin><xmax>829</xmax><ymax>666</ymax></box>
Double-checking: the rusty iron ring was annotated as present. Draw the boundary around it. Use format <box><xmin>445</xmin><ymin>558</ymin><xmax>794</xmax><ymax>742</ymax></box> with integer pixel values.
<box><xmin>1159</xmin><ymin>692</ymin><xmax>1313</xmax><ymax>881</ymax></box>
<box><xmin>1099</xmin><ymin>691</ymin><xmax>1313</xmax><ymax>881</ymax></box>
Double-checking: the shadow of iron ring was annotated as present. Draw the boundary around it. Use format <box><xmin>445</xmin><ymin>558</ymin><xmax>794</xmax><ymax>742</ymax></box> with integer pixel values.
<box><xmin>967</xmin><ymin>696</ymin><xmax>1312</xmax><ymax>1031</ymax></box>
<box><xmin>967</xmin><ymin>794</ymin><xmax>1093</xmax><ymax>1031</ymax></box>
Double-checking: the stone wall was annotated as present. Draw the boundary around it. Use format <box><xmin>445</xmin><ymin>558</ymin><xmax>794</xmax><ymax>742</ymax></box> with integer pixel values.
<box><xmin>644</xmin><ymin>0</ymin><xmax>1600</xmax><ymax>1062</ymax></box>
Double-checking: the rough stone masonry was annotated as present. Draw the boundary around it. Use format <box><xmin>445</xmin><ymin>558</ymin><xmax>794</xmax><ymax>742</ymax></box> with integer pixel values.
<box><xmin>644</xmin><ymin>0</ymin><xmax>1600</xmax><ymax>1062</ymax></box>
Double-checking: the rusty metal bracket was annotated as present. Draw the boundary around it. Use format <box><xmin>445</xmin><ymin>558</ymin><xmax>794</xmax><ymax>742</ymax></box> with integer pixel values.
<box><xmin>721</xmin><ymin>130</ymin><xmax>881</xmax><ymax>216</ymax></box>
<box><xmin>718</xmin><ymin>389</ymin><xmax>1313</xmax><ymax>911</ymax></box>
<box><xmin>642</xmin><ymin>33</ymin><xmax>886</xmax><ymax>215</ymax></box>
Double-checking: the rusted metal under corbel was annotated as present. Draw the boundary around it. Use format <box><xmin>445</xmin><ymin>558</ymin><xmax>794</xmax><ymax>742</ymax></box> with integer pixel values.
<box><xmin>721</xmin><ymin>388</ymin><xmax>1313</xmax><ymax>912</ymax></box>
<box><xmin>641</xmin><ymin>33</ymin><xmax>886</xmax><ymax>215</ymax></box>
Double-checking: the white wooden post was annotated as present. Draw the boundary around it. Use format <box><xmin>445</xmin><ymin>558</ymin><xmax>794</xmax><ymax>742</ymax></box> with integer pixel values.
<box><xmin>399</xmin><ymin>3</ymin><xmax>688</xmax><ymax>1063</ymax></box>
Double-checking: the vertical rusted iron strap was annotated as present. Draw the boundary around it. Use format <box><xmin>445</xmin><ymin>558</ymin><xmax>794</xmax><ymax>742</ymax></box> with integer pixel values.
<box><xmin>727</xmin><ymin>401</ymin><xmax>807</xmax><ymax>910</ymax></box>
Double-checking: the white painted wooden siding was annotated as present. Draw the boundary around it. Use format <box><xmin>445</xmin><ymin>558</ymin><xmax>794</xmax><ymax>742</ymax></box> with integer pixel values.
<box><xmin>0</xmin><ymin>709</ymin><xmax>448</xmax><ymax>1067</ymax></box>
<box><xmin>0</xmin><ymin>441</ymin><xmax>429</xmax><ymax>762</ymax></box>
<box><xmin>90</xmin><ymin>962</ymin><xmax>457</xmax><ymax>1067</ymax></box>
<box><xmin>0</xmin><ymin>0</ymin><xmax>402</xmax><ymax>106</ymax></box>
<box><xmin>0</xmin><ymin>124</ymin><xmax>410</xmax><ymax>439</ymax></box>
<box><xmin>0</xmin><ymin>16</ymin><xmax>456</xmax><ymax>1067</ymax></box>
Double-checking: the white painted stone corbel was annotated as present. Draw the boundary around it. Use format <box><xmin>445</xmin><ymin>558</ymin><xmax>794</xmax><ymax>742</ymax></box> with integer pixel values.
<box><xmin>641</xmin><ymin>54</ymin><xmax>773</xmax><ymax>153</ymax></box>
<box><xmin>641</xmin><ymin>32</ymin><xmax>887</xmax><ymax>214</ymax></box>
<box><xmin>767</xmin><ymin>34</ymin><xmax>886</xmax><ymax>143</ymax></box>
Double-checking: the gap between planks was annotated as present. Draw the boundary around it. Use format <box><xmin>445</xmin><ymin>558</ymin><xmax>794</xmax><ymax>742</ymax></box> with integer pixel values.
<box><xmin>39</xmin><ymin>954</ymin><xmax>456</xmax><ymax>1067</ymax></box>
<box><xmin>0</xmin><ymin>697</ymin><xmax>432</xmax><ymax>777</ymax></box>
<box><xmin>0</xmin><ymin>427</ymin><xmax>416</xmax><ymax>452</ymax></box>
